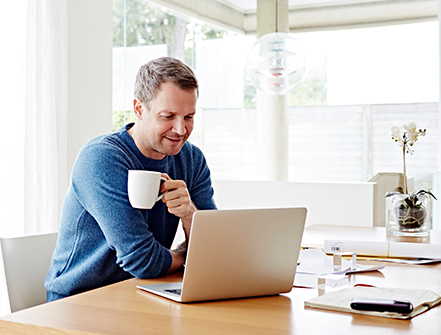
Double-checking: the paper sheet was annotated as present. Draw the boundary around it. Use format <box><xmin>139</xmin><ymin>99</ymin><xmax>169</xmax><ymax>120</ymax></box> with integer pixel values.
<box><xmin>370</xmin><ymin>258</ymin><xmax>441</xmax><ymax>265</ymax></box>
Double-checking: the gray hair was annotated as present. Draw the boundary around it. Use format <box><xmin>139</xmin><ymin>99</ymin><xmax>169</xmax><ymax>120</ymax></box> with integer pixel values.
<box><xmin>134</xmin><ymin>57</ymin><xmax>198</xmax><ymax>108</ymax></box>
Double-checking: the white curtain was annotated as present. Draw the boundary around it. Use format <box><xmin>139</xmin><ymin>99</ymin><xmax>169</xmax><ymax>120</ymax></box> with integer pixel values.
<box><xmin>0</xmin><ymin>0</ymin><xmax>68</xmax><ymax>316</ymax></box>
<box><xmin>0</xmin><ymin>2</ymin><xmax>26</xmax><ymax>238</ymax></box>
<box><xmin>23</xmin><ymin>0</ymin><xmax>68</xmax><ymax>235</ymax></box>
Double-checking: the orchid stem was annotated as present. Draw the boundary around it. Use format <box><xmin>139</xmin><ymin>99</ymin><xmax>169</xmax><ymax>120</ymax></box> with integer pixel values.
<box><xmin>403</xmin><ymin>144</ymin><xmax>408</xmax><ymax>194</ymax></box>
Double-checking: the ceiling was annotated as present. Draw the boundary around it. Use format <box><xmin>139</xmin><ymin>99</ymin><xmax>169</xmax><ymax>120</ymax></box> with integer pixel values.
<box><xmin>150</xmin><ymin>0</ymin><xmax>438</xmax><ymax>34</ymax></box>
<box><xmin>221</xmin><ymin>0</ymin><xmax>362</xmax><ymax>12</ymax></box>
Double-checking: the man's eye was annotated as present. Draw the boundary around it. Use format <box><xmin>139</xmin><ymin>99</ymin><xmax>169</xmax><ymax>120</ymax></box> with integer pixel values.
<box><xmin>185</xmin><ymin>115</ymin><xmax>194</xmax><ymax>120</ymax></box>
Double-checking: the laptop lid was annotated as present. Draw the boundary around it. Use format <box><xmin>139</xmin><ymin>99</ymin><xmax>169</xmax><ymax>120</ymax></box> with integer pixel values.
<box><xmin>137</xmin><ymin>207</ymin><xmax>307</xmax><ymax>303</ymax></box>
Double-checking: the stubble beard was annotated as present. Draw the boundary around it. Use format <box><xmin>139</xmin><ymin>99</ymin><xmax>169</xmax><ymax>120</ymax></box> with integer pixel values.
<box><xmin>153</xmin><ymin>133</ymin><xmax>188</xmax><ymax>157</ymax></box>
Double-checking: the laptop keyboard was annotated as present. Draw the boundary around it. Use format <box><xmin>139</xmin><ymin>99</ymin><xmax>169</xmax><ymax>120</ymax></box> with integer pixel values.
<box><xmin>165</xmin><ymin>289</ymin><xmax>182</xmax><ymax>296</ymax></box>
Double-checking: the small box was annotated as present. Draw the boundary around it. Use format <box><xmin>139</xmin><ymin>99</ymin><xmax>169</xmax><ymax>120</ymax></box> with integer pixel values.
<box><xmin>333</xmin><ymin>252</ymin><xmax>357</xmax><ymax>271</ymax></box>
<box><xmin>318</xmin><ymin>274</ymin><xmax>349</xmax><ymax>288</ymax></box>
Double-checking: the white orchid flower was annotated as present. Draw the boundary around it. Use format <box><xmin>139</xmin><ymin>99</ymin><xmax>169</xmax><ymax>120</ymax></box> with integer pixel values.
<box><xmin>408</xmin><ymin>130</ymin><xmax>419</xmax><ymax>145</ymax></box>
<box><xmin>391</xmin><ymin>126</ymin><xmax>400</xmax><ymax>137</ymax></box>
<box><xmin>391</xmin><ymin>126</ymin><xmax>403</xmax><ymax>145</ymax></box>
<box><xmin>390</xmin><ymin>122</ymin><xmax>427</xmax><ymax>195</ymax></box>
<box><xmin>403</xmin><ymin>122</ymin><xmax>416</xmax><ymax>133</ymax></box>
<box><xmin>391</xmin><ymin>122</ymin><xmax>425</xmax><ymax>148</ymax></box>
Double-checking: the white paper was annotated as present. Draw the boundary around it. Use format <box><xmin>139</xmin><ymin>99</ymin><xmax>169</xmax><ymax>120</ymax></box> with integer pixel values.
<box><xmin>389</xmin><ymin>242</ymin><xmax>441</xmax><ymax>259</ymax></box>
<box><xmin>371</xmin><ymin>258</ymin><xmax>441</xmax><ymax>265</ymax></box>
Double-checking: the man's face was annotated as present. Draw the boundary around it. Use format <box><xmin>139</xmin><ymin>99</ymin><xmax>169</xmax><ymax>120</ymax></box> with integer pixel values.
<box><xmin>132</xmin><ymin>81</ymin><xmax>197</xmax><ymax>160</ymax></box>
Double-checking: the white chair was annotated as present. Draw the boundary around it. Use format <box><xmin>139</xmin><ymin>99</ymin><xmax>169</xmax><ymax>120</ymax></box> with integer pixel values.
<box><xmin>0</xmin><ymin>232</ymin><xmax>58</xmax><ymax>312</ymax></box>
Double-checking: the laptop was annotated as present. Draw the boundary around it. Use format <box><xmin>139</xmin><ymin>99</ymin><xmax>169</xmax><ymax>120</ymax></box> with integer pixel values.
<box><xmin>137</xmin><ymin>207</ymin><xmax>307</xmax><ymax>303</ymax></box>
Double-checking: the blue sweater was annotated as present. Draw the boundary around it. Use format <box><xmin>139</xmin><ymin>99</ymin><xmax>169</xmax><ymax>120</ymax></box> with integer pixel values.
<box><xmin>45</xmin><ymin>124</ymin><xmax>216</xmax><ymax>297</ymax></box>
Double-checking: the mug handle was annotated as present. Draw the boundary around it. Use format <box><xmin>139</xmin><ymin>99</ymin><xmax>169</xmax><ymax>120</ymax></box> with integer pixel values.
<box><xmin>155</xmin><ymin>176</ymin><xmax>168</xmax><ymax>202</ymax></box>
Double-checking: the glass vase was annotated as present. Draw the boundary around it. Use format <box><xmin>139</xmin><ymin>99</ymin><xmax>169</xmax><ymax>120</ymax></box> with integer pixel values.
<box><xmin>385</xmin><ymin>194</ymin><xmax>430</xmax><ymax>237</ymax></box>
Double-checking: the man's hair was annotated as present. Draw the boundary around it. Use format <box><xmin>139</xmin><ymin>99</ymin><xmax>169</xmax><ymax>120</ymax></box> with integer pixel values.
<box><xmin>134</xmin><ymin>57</ymin><xmax>198</xmax><ymax>108</ymax></box>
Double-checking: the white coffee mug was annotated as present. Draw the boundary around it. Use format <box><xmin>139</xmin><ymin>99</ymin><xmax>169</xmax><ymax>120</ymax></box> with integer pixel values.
<box><xmin>128</xmin><ymin>170</ymin><xmax>167</xmax><ymax>209</ymax></box>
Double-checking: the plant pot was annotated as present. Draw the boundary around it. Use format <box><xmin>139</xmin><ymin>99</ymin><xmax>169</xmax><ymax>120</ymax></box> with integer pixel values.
<box><xmin>386</xmin><ymin>194</ymin><xmax>430</xmax><ymax>237</ymax></box>
<box><xmin>394</xmin><ymin>206</ymin><xmax>426</xmax><ymax>230</ymax></box>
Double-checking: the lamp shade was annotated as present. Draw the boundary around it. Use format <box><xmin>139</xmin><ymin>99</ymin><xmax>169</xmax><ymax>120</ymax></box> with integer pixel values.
<box><xmin>245</xmin><ymin>33</ymin><xmax>306</xmax><ymax>96</ymax></box>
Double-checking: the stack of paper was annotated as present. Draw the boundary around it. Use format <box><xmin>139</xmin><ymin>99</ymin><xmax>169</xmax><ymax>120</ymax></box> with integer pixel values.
<box><xmin>324</xmin><ymin>239</ymin><xmax>441</xmax><ymax>259</ymax></box>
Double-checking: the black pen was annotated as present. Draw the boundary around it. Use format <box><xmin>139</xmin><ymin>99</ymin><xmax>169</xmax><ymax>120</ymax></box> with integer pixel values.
<box><xmin>350</xmin><ymin>297</ymin><xmax>414</xmax><ymax>314</ymax></box>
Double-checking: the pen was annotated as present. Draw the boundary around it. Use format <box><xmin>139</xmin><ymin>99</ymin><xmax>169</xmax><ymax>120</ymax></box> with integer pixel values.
<box><xmin>350</xmin><ymin>297</ymin><xmax>414</xmax><ymax>314</ymax></box>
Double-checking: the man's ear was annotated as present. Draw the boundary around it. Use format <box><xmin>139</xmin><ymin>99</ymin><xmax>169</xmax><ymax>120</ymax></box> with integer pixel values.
<box><xmin>133</xmin><ymin>98</ymin><xmax>144</xmax><ymax>120</ymax></box>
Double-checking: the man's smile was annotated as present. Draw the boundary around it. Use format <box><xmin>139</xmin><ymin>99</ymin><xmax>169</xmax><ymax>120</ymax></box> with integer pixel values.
<box><xmin>165</xmin><ymin>136</ymin><xmax>184</xmax><ymax>143</ymax></box>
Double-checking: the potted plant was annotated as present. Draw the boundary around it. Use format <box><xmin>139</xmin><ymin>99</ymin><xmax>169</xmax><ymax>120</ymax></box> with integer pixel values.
<box><xmin>385</xmin><ymin>122</ymin><xmax>436</xmax><ymax>235</ymax></box>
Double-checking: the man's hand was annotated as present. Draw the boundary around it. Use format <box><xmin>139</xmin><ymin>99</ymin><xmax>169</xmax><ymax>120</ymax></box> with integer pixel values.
<box><xmin>160</xmin><ymin>173</ymin><xmax>196</xmax><ymax>240</ymax></box>
<box><xmin>167</xmin><ymin>241</ymin><xmax>187</xmax><ymax>274</ymax></box>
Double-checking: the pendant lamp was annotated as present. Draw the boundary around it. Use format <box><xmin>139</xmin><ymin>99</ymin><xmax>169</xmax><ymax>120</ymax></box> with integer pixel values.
<box><xmin>245</xmin><ymin>32</ymin><xmax>306</xmax><ymax>96</ymax></box>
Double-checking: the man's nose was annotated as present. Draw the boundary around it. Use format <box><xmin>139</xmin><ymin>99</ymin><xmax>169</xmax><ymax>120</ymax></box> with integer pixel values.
<box><xmin>172</xmin><ymin>118</ymin><xmax>186</xmax><ymax>135</ymax></box>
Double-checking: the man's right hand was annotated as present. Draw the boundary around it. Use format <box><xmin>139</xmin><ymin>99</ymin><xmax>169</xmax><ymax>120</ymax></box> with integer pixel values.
<box><xmin>160</xmin><ymin>173</ymin><xmax>197</xmax><ymax>241</ymax></box>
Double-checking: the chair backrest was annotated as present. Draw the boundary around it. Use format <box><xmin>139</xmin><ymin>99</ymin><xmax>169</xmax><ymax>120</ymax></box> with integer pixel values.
<box><xmin>0</xmin><ymin>232</ymin><xmax>58</xmax><ymax>312</ymax></box>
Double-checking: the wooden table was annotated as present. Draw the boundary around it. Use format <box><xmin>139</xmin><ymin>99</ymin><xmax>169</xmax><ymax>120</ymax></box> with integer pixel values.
<box><xmin>0</xmin><ymin>320</ymin><xmax>96</xmax><ymax>334</ymax></box>
<box><xmin>2</xmin><ymin>226</ymin><xmax>441</xmax><ymax>334</ymax></box>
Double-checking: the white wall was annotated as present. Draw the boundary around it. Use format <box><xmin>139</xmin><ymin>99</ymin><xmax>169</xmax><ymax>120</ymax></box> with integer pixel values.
<box><xmin>66</xmin><ymin>0</ymin><xmax>113</xmax><ymax>177</ymax></box>
<box><xmin>212</xmin><ymin>180</ymin><xmax>375</xmax><ymax>227</ymax></box>
<box><xmin>172</xmin><ymin>179</ymin><xmax>375</xmax><ymax>249</ymax></box>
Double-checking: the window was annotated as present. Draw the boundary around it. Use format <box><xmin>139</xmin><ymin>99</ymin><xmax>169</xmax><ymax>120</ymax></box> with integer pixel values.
<box><xmin>112</xmin><ymin>0</ymin><xmax>247</xmax><ymax>129</ymax></box>
<box><xmin>113</xmin><ymin>0</ymin><xmax>439</xmax><ymax>185</ymax></box>
<box><xmin>317</xmin><ymin>22</ymin><xmax>438</xmax><ymax>105</ymax></box>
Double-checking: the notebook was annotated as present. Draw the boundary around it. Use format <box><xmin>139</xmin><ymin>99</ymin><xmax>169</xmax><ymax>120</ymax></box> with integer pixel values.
<box><xmin>137</xmin><ymin>207</ymin><xmax>307</xmax><ymax>303</ymax></box>
<box><xmin>305</xmin><ymin>286</ymin><xmax>441</xmax><ymax>319</ymax></box>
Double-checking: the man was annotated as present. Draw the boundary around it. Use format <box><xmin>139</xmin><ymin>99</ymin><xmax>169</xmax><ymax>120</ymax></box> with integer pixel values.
<box><xmin>45</xmin><ymin>57</ymin><xmax>216</xmax><ymax>301</ymax></box>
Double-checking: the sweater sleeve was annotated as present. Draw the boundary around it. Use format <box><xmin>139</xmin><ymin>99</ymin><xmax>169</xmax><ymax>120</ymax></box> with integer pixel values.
<box><xmin>71</xmin><ymin>141</ymin><xmax>172</xmax><ymax>279</ymax></box>
<box><xmin>186</xmin><ymin>145</ymin><xmax>217</xmax><ymax>211</ymax></box>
